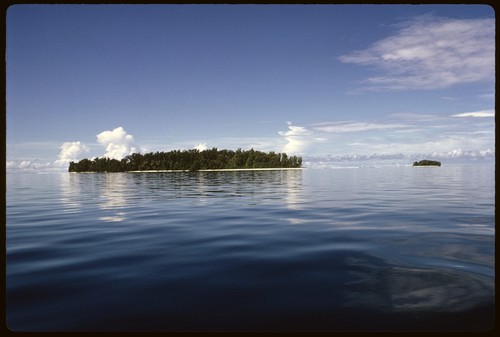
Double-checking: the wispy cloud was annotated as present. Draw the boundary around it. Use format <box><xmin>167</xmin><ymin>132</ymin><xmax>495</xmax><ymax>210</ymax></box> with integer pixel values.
<box><xmin>312</xmin><ymin>121</ymin><xmax>407</xmax><ymax>133</ymax></box>
<box><xmin>96</xmin><ymin>127</ymin><xmax>138</xmax><ymax>160</ymax></box>
<box><xmin>285</xmin><ymin>105</ymin><xmax>494</xmax><ymax>158</ymax></box>
<box><xmin>339</xmin><ymin>15</ymin><xmax>494</xmax><ymax>91</ymax></box>
<box><xmin>388</xmin><ymin>112</ymin><xmax>442</xmax><ymax>122</ymax></box>
<box><xmin>451</xmin><ymin>110</ymin><xmax>495</xmax><ymax>118</ymax></box>
<box><xmin>477</xmin><ymin>93</ymin><xmax>495</xmax><ymax>100</ymax></box>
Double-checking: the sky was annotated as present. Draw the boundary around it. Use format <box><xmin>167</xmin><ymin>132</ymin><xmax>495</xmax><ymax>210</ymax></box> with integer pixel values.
<box><xmin>6</xmin><ymin>4</ymin><xmax>495</xmax><ymax>170</ymax></box>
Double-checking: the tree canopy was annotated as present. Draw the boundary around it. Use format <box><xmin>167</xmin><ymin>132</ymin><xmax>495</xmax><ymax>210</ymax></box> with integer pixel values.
<box><xmin>413</xmin><ymin>160</ymin><xmax>441</xmax><ymax>167</ymax></box>
<box><xmin>69</xmin><ymin>148</ymin><xmax>302</xmax><ymax>172</ymax></box>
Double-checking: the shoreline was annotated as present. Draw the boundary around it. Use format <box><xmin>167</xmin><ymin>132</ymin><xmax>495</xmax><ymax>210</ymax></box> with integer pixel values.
<box><xmin>70</xmin><ymin>168</ymin><xmax>304</xmax><ymax>173</ymax></box>
<box><xmin>128</xmin><ymin>168</ymin><xmax>304</xmax><ymax>173</ymax></box>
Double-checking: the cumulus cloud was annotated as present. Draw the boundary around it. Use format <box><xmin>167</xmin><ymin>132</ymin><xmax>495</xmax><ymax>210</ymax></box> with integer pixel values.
<box><xmin>55</xmin><ymin>141</ymin><xmax>90</xmax><ymax>165</ymax></box>
<box><xmin>278</xmin><ymin>121</ymin><xmax>312</xmax><ymax>154</ymax></box>
<box><xmin>339</xmin><ymin>15</ymin><xmax>494</xmax><ymax>91</ymax></box>
<box><xmin>278</xmin><ymin>121</ymin><xmax>325</xmax><ymax>155</ymax></box>
<box><xmin>451</xmin><ymin>110</ymin><xmax>495</xmax><ymax>118</ymax></box>
<box><xmin>96</xmin><ymin>127</ymin><xmax>137</xmax><ymax>160</ymax></box>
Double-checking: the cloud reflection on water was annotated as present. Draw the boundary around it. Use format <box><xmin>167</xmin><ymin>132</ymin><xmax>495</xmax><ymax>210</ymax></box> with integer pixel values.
<box><xmin>60</xmin><ymin>170</ymin><xmax>305</xmax><ymax>222</ymax></box>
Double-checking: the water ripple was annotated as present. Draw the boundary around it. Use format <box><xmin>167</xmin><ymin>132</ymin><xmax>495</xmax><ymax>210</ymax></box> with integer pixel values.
<box><xmin>6</xmin><ymin>166</ymin><xmax>495</xmax><ymax>331</ymax></box>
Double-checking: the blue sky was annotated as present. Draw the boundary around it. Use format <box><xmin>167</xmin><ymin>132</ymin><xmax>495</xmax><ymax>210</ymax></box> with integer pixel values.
<box><xmin>6</xmin><ymin>4</ymin><xmax>495</xmax><ymax>170</ymax></box>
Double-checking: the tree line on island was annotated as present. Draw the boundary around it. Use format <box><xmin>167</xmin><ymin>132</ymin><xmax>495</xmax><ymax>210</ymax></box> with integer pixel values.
<box><xmin>412</xmin><ymin>160</ymin><xmax>441</xmax><ymax>167</ymax></box>
<box><xmin>69</xmin><ymin>148</ymin><xmax>302</xmax><ymax>172</ymax></box>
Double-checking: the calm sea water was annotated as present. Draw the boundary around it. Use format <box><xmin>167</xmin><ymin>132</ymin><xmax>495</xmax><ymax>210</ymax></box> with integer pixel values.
<box><xmin>6</xmin><ymin>165</ymin><xmax>495</xmax><ymax>331</ymax></box>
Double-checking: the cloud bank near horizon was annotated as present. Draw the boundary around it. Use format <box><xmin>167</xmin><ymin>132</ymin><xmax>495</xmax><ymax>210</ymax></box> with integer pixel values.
<box><xmin>6</xmin><ymin>110</ymin><xmax>495</xmax><ymax>172</ymax></box>
<box><xmin>279</xmin><ymin>107</ymin><xmax>494</xmax><ymax>160</ymax></box>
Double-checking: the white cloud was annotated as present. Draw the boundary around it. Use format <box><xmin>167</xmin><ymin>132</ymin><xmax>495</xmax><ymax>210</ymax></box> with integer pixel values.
<box><xmin>339</xmin><ymin>15</ymin><xmax>494</xmax><ymax>90</ymax></box>
<box><xmin>366</xmin><ymin>132</ymin><xmax>493</xmax><ymax>157</ymax></box>
<box><xmin>55</xmin><ymin>141</ymin><xmax>90</xmax><ymax>165</ymax></box>
<box><xmin>194</xmin><ymin>143</ymin><xmax>208</xmax><ymax>151</ymax></box>
<box><xmin>431</xmin><ymin>148</ymin><xmax>494</xmax><ymax>159</ymax></box>
<box><xmin>388</xmin><ymin>112</ymin><xmax>441</xmax><ymax>122</ymax></box>
<box><xmin>312</xmin><ymin>121</ymin><xmax>407</xmax><ymax>133</ymax></box>
<box><xmin>96</xmin><ymin>127</ymin><xmax>137</xmax><ymax>160</ymax></box>
<box><xmin>278</xmin><ymin>121</ymin><xmax>323</xmax><ymax>155</ymax></box>
<box><xmin>6</xmin><ymin>160</ymin><xmax>59</xmax><ymax>172</ymax></box>
<box><xmin>19</xmin><ymin>160</ymin><xmax>49</xmax><ymax>169</ymax></box>
<box><xmin>299</xmin><ymin>107</ymin><xmax>493</xmax><ymax>158</ymax></box>
<box><xmin>304</xmin><ymin>148</ymin><xmax>494</xmax><ymax>168</ymax></box>
<box><xmin>451</xmin><ymin>110</ymin><xmax>495</xmax><ymax>118</ymax></box>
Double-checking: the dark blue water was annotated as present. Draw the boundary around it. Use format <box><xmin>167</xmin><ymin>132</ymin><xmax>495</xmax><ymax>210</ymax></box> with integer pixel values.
<box><xmin>6</xmin><ymin>166</ymin><xmax>495</xmax><ymax>331</ymax></box>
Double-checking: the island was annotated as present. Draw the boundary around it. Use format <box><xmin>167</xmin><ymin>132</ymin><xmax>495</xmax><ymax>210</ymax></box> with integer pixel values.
<box><xmin>69</xmin><ymin>148</ymin><xmax>302</xmax><ymax>172</ymax></box>
<box><xmin>413</xmin><ymin>160</ymin><xmax>441</xmax><ymax>167</ymax></box>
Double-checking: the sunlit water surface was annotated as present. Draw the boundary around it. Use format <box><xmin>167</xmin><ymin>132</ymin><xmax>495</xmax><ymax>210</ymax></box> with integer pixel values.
<box><xmin>6</xmin><ymin>165</ymin><xmax>495</xmax><ymax>331</ymax></box>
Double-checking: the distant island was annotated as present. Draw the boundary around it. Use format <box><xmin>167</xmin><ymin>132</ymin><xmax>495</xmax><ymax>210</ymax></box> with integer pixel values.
<box><xmin>69</xmin><ymin>148</ymin><xmax>302</xmax><ymax>172</ymax></box>
<box><xmin>413</xmin><ymin>160</ymin><xmax>441</xmax><ymax>167</ymax></box>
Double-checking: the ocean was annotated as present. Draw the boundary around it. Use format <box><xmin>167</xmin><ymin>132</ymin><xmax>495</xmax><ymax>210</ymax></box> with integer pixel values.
<box><xmin>6</xmin><ymin>165</ymin><xmax>495</xmax><ymax>331</ymax></box>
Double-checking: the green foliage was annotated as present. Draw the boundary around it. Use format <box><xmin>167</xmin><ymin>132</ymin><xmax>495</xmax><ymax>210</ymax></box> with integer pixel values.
<box><xmin>68</xmin><ymin>148</ymin><xmax>302</xmax><ymax>172</ymax></box>
<box><xmin>413</xmin><ymin>160</ymin><xmax>441</xmax><ymax>167</ymax></box>
<box><xmin>68</xmin><ymin>157</ymin><xmax>124</xmax><ymax>172</ymax></box>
